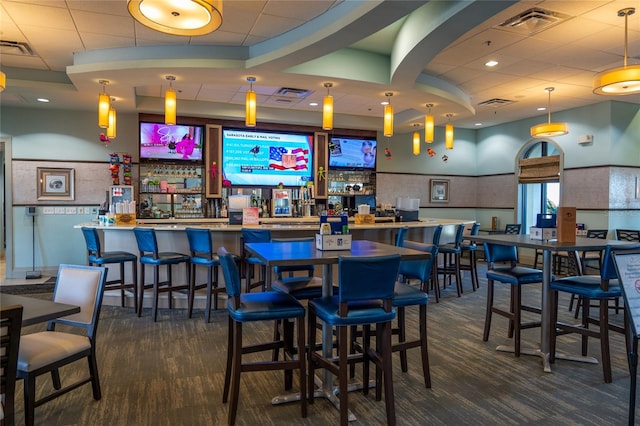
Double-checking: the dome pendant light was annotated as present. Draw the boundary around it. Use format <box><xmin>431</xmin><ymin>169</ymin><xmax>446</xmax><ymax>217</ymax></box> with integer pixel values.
<box><xmin>322</xmin><ymin>82</ymin><xmax>333</xmax><ymax>131</ymax></box>
<box><xmin>128</xmin><ymin>0</ymin><xmax>223</xmax><ymax>37</ymax></box>
<box><xmin>424</xmin><ymin>103</ymin><xmax>434</xmax><ymax>143</ymax></box>
<box><xmin>98</xmin><ymin>80</ymin><xmax>110</xmax><ymax>128</ymax></box>
<box><xmin>530</xmin><ymin>87</ymin><xmax>568</xmax><ymax>138</ymax></box>
<box><xmin>164</xmin><ymin>75</ymin><xmax>176</xmax><ymax>126</ymax></box>
<box><xmin>245</xmin><ymin>76</ymin><xmax>257</xmax><ymax>127</ymax></box>
<box><xmin>383</xmin><ymin>92</ymin><xmax>394</xmax><ymax>137</ymax></box>
<box><xmin>593</xmin><ymin>8</ymin><xmax>640</xmax><ymax>95</ymax></box>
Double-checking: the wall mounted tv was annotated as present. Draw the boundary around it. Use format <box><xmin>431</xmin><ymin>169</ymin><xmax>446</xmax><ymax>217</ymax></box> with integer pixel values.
<box><xmin>139</xmin><ymin>122</ymin><xmax>204</xmax><ymax>161</ymax></box>
<box><xmin>222</xmin><ymin>128</ymin><xmax>313</xmax><ymax>187</ymax></box>
<box><xmin>329</xmin><ymin>136</ymin><xmax>377</xmax><ymax>169</ymax></box>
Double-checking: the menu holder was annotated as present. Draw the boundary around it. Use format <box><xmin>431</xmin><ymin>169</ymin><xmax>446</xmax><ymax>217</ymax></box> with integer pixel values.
<box><xmin>557</xmin><ymin>206</ymin><xmax>576</xmax><ymax>242</ymax></box>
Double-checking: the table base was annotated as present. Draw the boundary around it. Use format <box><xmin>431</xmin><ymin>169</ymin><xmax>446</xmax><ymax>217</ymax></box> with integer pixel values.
<box><xmin>496</xmin><ymin>345</ymin><xmax>552</xmax><ymax>373</ymax></box>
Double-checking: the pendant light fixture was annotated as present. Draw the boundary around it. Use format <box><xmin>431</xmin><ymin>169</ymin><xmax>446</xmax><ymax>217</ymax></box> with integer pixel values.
<box><xmin>98</xmin><ymin>80</ymin><xmax>110</xmax><ymax>129</ymax></box>
<box><xmin>245</xmin><ymin>76</ymin><xmax>257</xmax><ymax>127</ymax></box>
<box><xmin>593</xmin><ymin>7</ymin><xmax>640</xmax><ymax>95</ymax></box>
<box><xmin>128</xmin><ymin>0</ymin><xmax>223</xmax><ymax>37</ymax></box>
<box><xmin>164</xmin><ymin>75</ymin><xmax>176</xmax><ymax>126</ymax></box>
<box><xmin>530</xmin><ymin>87</ymin><xmax>568</xmax><ymax>138</ymax></box>
<box><xmin>383</xmin><ymin>92</ymin><xmax>394</xmax><ymax>137</ymax></box>
<box><xmin>424</xmin><ymin>103</ymin><xmax>434</xmax><ymax>143</ymax></box>
<box><xmin>412</xmin><ymin>124</ymin><xmax>420</xmax><ymax>156</ymax></box>
<box><xmin>107</xmin><ymin>99</ymin><xmax>117</xmax><ymax>139</ymax></box>
<box><xmin>322</xmin><ymin>82</ymin><xmax>333</xmax><ymax>130</ymax></box>
<box><xmin>445</xmin><ymin>114</ymin><xmax>454</xmax><ymax>150</ymax></box>
<box><xmin>0</xmin><ymin>71</ymin><xmax>6</xmax><ymax>92</ymax></box>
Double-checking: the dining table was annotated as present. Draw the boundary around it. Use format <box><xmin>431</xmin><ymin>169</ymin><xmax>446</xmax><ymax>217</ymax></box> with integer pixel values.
<box><xmin>0</xmin><ymin>293</ymin><xmax>80</xmax><ymax>326</ymax></box>
<box><xmin>471</xmin><ymin>233</ymin><xmax>636</xmax><ymax>373</ymax></box>
<box><xmin>244</xmin><ymin>239</ymin><xmax>431</xmax><ymax>421</ymax></box>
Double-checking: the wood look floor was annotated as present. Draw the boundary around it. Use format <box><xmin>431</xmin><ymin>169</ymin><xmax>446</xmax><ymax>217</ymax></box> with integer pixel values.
<box><xmin>6</xmin><ymin>263</ymin><xmax>634</xmax><ymax>426</ymax></box>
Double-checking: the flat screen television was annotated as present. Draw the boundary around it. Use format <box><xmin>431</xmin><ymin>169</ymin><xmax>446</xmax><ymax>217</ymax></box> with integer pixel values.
<box><xmin>329</xmin><ymin>136</ymin><xmax>376</xmax><ymax>169</ymax></box>
<box><xmin>222</xmin><ymin>128</ymin><xmax>313</xmax><ymax>186</ymax></box>
<box><xmin>139</xmin><ymin>122</ymin><xmax>204</xmax><ymax>161</ymax></box>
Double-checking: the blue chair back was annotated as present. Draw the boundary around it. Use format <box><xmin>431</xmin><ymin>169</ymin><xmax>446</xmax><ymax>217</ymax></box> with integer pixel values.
<box><xmin>395</xmin><ymin>226</ymin><xmax>409</xmax><ymax>247</ymax></box>
<box><xmin>484</xmin><ymin>243</ymin><xmax>518</xmax><ymax>265</ymax></box>
<box><xmin>338</xmin><ymin>254</ymin><xmax>400</xmax><ymax>302</ymax></box>
<box><xmin>398</xmin><ymin>241</ymin><xmax>437</xmax><ymax>284</ymax></box>
<box><xmin>133</xmin><ymin>227</ymin><xmax>159</xmax><ymax>255</ymax></box>
<box><xmin>81</xmin><ymin>227</ymin><xmax>101</xmax><ymax>255</ymax></box>
<box><xmin>186</xmin><ymin>228</ymin><xmax>213</xmax><ymax>255</ymax></box>
<box><xmin>453</xmin><ymin>223</ymin><xmax>465</xmax><ymax>246</ymax></box>
<box><xmin>241</xmin><ymin>228</ymin><xmax>271</xmax><ymax>243</ymax></box>
<box><xmin>218</xmin><ymin>248</ymin><xmax>242</xmax><ymax>298</ymax></box>
<box><xmin>469</xmin><ymin>222</ymin><xmax>480</xmax><ymax>236</ymax></box>
<box><xmin>431</xmin><ymin>225</ymin><xmax>443</xmax><ymax>245</ymax></box>
<box><xmin>602</xmin><ymin>244</ymin><xmax>640</xmax><ymax>280</ymax></box>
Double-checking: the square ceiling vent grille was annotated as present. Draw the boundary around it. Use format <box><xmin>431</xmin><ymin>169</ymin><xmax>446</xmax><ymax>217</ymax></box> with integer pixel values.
<box><xmin>496</xmin><ymin>8</ymin><xmax>570</xmax><ymax>36</ymax></box>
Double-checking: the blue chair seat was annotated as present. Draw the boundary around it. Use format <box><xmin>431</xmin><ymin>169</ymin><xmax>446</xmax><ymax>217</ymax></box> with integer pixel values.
<box><xmin>486</xmin><ymin>266</ymin><xmax>545</xmax><ymax>285</ymax></box>
<box><xmin>88</xmin><ymin>251</ymin><xmax>137</xmax><ymax>264</ymax></box>
<box><xmin>190</xmin><ymin>254</ymin><xmax>221</xmax><ymax>267</ymax></box>
<box><xmin>311</xmin><ymin>296</ymin><xmax>396</xmax><ymax>326</ymax></box>
<box><xmin>551</xmin><ymin>277</ymin><xmax>621</xmax><ymax>299</ymax></box>
<box><xmin>228</xmin><ymin>292</ymin><xmax>305</xmax><ymax>322</ymax></box>
<box><xmin>140</xmin><ymin>253</ymin><xmax>190</xmax><ymax>265</ymax></box>
<box><xmin>393</xmin><ymin>283</ymin><xmax>429</xmax><ymax>307</ymax></box>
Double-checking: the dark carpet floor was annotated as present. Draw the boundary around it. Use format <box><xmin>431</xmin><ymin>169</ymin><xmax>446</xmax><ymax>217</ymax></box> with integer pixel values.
<box><xmin>8</xmin><ymin>264</ymin><xmax>634</xmax><ymax>425</ymax></box>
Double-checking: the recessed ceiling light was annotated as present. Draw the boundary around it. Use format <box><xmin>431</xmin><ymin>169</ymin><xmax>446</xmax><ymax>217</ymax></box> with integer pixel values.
<box><xmin>485</xmin><ymin>60</ymin><xmax>499</xmax><ymax>67</ymax></box>
<box><xmin>381</xmin><ymin>101</ymin><xmax>389</xmax><ymax>105</ymax></box>
<box><xmin>309</xmin><ymin>102</ymin><xmax>318</xmax><ymax>106</ymax></box>
<box><xmin>537</xmin><ymin>107</ymin><xmax>546</xmax><ymax>111</ymax></box>
<box><xmin>475</xmin><ymin>122</ymin><xmax>483</xmax><ymax>126</ymax></box>
<box><xmin>36</xmin><ymin>98</ymin><xmax>50</xmax><ymax>103</ymax></box>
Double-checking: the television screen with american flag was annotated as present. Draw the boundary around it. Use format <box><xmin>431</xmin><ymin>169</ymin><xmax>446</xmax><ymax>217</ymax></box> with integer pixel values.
<box><xmin>222</xmin><ymin>128</ymin><xmax>314</xmax><ymax>186</ymax></box>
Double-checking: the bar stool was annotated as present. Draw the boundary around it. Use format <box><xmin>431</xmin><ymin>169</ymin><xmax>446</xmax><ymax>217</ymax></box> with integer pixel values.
<box><xmin>241</xmin><ymin>228</ymin><xmax>271</xmax><ymax>292</ymax></box>
<box><xmin>437</xmin><ymin>224</ymin><xmax>465</xmax><ymax>297</ymax></box>
<box><xmin>185</xmin><ymin>227</ymin><xmax>228</xmax><ymax>323</ymax></box>
<box><xmin>459</xmin><ymin>222</ymin><xmax>480</xmax><ymax>291</ymax></box>
<box><xmin>81</xmin><ymin>226</ymin><xmax>138</xmax><ymax>312</ymax></box>
<box><xmin>133</xmin><ymin>227</ymin><xmax>190</xmax><ymax>322</ymax></box>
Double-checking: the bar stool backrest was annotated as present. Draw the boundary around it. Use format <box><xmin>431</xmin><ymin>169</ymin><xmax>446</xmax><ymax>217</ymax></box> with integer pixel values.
<box><xmin>81</xmin><ymin>227</ymin><xmax>102</xmax><ymax>257</ymax></box>
<box><xmin>186</xmin><ymin>228</ymin><xmax>214</xmax><ymax>258</ymax></box>
<box><xmin>133</xmin><ymin>227</ymin><xmax>159</xmax><ymax>257</ymax></box>
<box><xmin>218</xmin><ymin>248</ymin><xmax>242</xmax><ymax>299</ymax></box>
<box><xmin>337</xmin><ymin>254</ymin><xmax>400</xmax><ymax>304</ymax></box>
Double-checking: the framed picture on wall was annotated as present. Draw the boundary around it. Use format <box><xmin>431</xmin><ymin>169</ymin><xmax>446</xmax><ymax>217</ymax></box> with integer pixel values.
<box><xmin>430</xmin><ymin>179</ymin><xmax>449</xmax><ymax>203</ymax></box>
<box><xmin>37</xmin><ymin>167</ymin><xmax>75</xmax><ymax>200</ymax></box>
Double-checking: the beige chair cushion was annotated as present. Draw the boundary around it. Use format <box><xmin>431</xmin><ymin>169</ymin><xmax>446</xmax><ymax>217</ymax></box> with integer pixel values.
<box><xmin>54</xmin><ymin>267</ymin><xmax>102</xmax><ymax>325</ymax></box>
<box><xmin>17</xmin><ymin>332</ymin><xmax>91</xmax><ymax>372</ymax></box>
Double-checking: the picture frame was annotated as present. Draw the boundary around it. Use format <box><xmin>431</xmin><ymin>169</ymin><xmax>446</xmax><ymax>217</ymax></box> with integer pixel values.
<box><xmin>37</xmin><ymin>167</ymin><xmax>75</xmax><ymax>200</ymax></box>
<box><xmin>430</xmin><ymin>179</ymin><xmax>449</xmax><ymax>203</ymax></box>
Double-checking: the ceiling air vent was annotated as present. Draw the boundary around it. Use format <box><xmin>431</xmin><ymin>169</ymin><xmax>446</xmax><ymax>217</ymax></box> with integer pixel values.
<box><xmin>0</xmin><ymin>40</ymin><xmax>35</xmax><ymax>56</ymax></box>
<box><xmin>496</xmin><ymin>8</ymin><xmax>570</xmax><ymax>35</ymax></box>
<box><xmin>275</xmin><ymin>87</ymin><xmax>313</xmax><ymax>99</ymax></box>
<box><xmin>477</xmin><ymin>98</ymin><xmax>514</xmax><ymax>108</ymax></box>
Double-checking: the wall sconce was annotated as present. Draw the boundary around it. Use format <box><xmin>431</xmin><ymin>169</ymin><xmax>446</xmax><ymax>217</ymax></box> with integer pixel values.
<box><xmin>128</xmin><ymin>0</ymin><xmax>223</xmax><ymax>37</ymax></box>
<box><xmin>424</xmin><ymin>103</ymin><xmax>434</xmax><ymax>143</ymax></box>
<box><xmin>0</xmin><ymin>71</ymin><xmax>6</xmax><ymax>92</ymax></box>
<box><xmin>530</xmin><ymin>87</ymin><xmax>568</xmax><ymax>138</ymax></box>
<box><xmin>445</xmin><ymin>114</ymin><xmax>454</xmax><ymax>149</ymax></box>
<box><xmin>165</xmin><ymin>75</ymin><xmax>176</xmax><ymax>126</ymax></box>
<box><xmin>107</xmin><ymin>99</ymin><xmax>117</xmax><ymax>139</ymax></box>
<box><xmin>98</xmin><ymin>80</ymin><xmax>110</xmax><ymax>128</ymax></box>
<box><xmin>383</xmin><ymin>92</ymin><xmax>394</xmax><ymax>137</ymax></box>
<box><xmin>412</xmin><ymin>123</ymin><xmax>421</xmax><ymax>156</ymax></box>
<box><xmin>245</xmin><ymin>76</ymin><xmax>256</xmax><ymax>127</ymax></box>
<box><xmin>322</xmin><ymin>82</ymin><xmax>333</xmax><ymax>130</ymax></box>
<box><xmin>593</xmin><ymin>7</ymin><xmax>640</xmax><ymax>95</ymax></box>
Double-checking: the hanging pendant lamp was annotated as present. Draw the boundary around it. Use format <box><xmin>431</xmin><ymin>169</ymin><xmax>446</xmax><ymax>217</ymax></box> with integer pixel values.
<box><xmin>445</xmin><ymin>114</ymin><xmax>454</xmax><ymax>150</ymax></box>
<box><xmin>424</xmin><ymin>103</ymin><xmax>434</xmax><ymax>143</ymax></box>
<box><xmin>530</xmin><ymin>87</ymin><xmax>568</xmax><ymax>138</ymax></box>
<box><xmin>164</xmin><ymin>75</ymin><xmax>176</xmax><ymax>126</ymax></box>
<box><xmin>245</xmin><ymin>76</ymin><xmax>256</xmax><ymax>127</ymax></box>
<box><xmin>383</xmin><ymin>92</ymin><xmax>394</xmax><ymax>137</ymax></box>
<box><xmin>412</xmin><ymin>124</ymin><xmax>420</xmax><ymax>156</ymax></box>
<box><xmin>322</xmin><ymin>82</ymin><xmax>333</xmax><ymax>130</ymax></box>
<box><xmin>98</xmin><ymin>80</ymin><xmax>110</xmax><ymax>128</ymax></box>
<box><xmin>593</xmin><ymin>8</ymin><xmax>640</xmax><ymax>95</ymax></box>
<box><xmin>107</xmin><ymin>100</ymin><xmax>117</xmax><ymax>139</ymax></box>
<box><xmin>0</xmin><ymin>71</ymin><xmax>6</xmax><ymax>92</ymax></box>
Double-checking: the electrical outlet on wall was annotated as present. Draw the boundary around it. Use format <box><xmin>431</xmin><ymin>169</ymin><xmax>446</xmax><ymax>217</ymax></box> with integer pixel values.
<box><xmin>43</xmin><ymin>207</ymin><xmax>54</xmax><ymax>215</ymax></box>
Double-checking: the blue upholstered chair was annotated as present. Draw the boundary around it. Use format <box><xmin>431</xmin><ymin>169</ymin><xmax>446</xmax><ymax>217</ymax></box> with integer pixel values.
<box><xmin>218</xmin><ymin>248</ymin><xmax>307</xmax><ymax>425</ymax></box>
<box><xmin>482</xmin><ymin>243</ymin><xmax>543</xmax><ymax>357</ymax></box>
<box><xmin>81</xmin><ymin>226</ymin><xmax>138</xmax><ymax>312</ymax></box>
<box><xmin>395</xmin><ymin>226</ymin><xmax>409</xmax><ymax>247</ymax></box>
<box><xmin>550</xmin><ymin>244</ymin><xmax>640</xmax><ymax>383</ymax></box>
<box><xmin>437</xmin><ymin>224</ymin><xmax>465</xmax><ymax>297</ymax></box>
<box><xmin>241</xmin><ymin>228</ymin><xmax>271</xmax><ymax>292</ymax></box>
<box><xmin>133</xmin><ymin>227</ymin><xmax>190</xmax><ymax>322</ymax></box>
<box><xmin>17</xmin><ymin>264</ymin><xmax>107</xmax><ymax>426</ymax></box>
<box><xmin>460</xmin><ymin>222</ymin><xmax>481</xmax><ymax>291</ymax></box>
<box><xmin>308</xmin><ymin>254</ymin><xmax>400</xmax><ymax>426</ymax></box>
<box><xmin>185</xmin><ymin>228</ymin><xmax>229</xmax><ymax>323</ymax></box>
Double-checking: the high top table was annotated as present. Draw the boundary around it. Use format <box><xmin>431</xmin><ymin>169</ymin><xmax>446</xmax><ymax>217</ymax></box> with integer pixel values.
<box><xmin>472</xmin><ymin>233</ymin><xmax>635</xmax><ymax>372</ymax></box>
<box><xmin>245</xmin><ymin>239</ymin><xmax>431</xmax><ymax>421</ymax></box>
